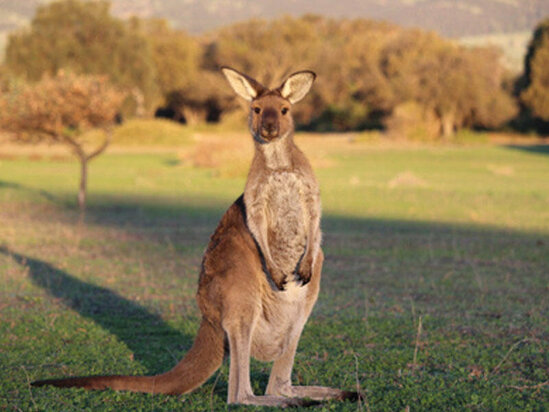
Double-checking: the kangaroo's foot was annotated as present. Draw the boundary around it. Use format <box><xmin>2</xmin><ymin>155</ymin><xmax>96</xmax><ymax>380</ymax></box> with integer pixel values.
<box><xmin>230</xmin><ymin>394</ymin><xmax>320</xmax><ymax>407</ymax></box>
<box><xmin>268</xmin><ymin>384</ymin><xmax>360</xmax><ymax>402</ymax></box>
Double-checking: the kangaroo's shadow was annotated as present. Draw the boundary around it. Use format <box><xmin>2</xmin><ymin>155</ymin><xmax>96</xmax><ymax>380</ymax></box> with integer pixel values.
<box><xmin>0</xmin><ymin>246</ymin><xmax>194</xmax><ymax>375</ymax></box>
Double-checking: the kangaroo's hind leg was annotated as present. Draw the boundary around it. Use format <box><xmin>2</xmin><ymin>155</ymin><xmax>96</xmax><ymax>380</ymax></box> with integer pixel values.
<box><xmin>223</xmin><ymin>301</ymin><xmax>315</xmax><ymax>407</ymax></box>
<box><xmin>265</xmin><ymin>251</ymin><xmax>359</xmax><ymax>402</ymax></box>
<box><xmin>265</xmin><ymin>330</ymin><xmax>358</xmax><ymax>401</ymax></box>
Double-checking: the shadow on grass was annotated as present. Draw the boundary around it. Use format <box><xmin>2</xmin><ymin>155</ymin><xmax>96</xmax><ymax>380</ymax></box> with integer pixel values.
<box><xmin>0</xmin><ymin>246</ymin><xmax>194</xmax><ymax>374</ymax></box>
<box><xmin>0</xmin><ymin>179</ymin><xmax>62</xmax><ymax>205</ymax></box>
<box><xmin>2</xmin><ymin>179</ymin><xmax>548</xmax><ymax>334</ymax></box>
<box><xmin>79</xmin><ymin>192</ymin><xmax>549</xmax><ymax>240</ymax></box>
<box><xmin>84</xmin><ymin>195</ymin><xmax>227</xmax><ymax>229</ymax></box>
<box><xmin>76</xmin><ymin>194</ymin><xmax>549</xmax><ymax>317</ymax></box>
<box><xmin>505</xmin><ymin>144</ymin><xmax>549</xmax><ymax>156</ymax></box>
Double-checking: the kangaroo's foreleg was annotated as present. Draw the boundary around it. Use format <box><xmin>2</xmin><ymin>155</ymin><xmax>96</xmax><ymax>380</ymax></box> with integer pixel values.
<box><xmin>246</xmin><ymin>202</ymin><xmax>286</xmax><ymax>289</ymax></box>
<box><xmin>296</xmin><ymin>192</ymin><xmax>321</xmax><ymax>284</ymax></box>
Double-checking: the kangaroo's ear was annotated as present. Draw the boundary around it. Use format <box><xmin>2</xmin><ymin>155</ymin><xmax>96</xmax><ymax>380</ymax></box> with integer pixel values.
<box><xmin>221</xmin><ymin>66</ymin><xmax>266</xmax><ymax>101</ymax></box>
<box><xmin>278</xmin><ymin>70</ymin><xmax>316</xmax><ymax>104</ymax></box>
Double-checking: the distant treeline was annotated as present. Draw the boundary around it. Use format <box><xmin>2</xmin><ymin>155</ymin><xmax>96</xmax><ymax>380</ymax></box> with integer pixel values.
<box><xmin>2</xmin><ymin>0</ymin><xmax>549</xmax><ymax>138</ymax></box>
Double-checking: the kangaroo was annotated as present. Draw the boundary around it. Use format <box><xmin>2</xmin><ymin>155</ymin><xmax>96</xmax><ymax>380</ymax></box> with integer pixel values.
<box><xmin>32</xmin><ymin>67</ymin><xmax>358</xmax><ymax>407</ymax></box>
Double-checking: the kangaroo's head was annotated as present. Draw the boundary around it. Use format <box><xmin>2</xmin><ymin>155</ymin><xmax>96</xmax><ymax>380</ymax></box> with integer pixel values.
<box><xmin>222</xmin><ymin>67</ymin><xmax>316</xmax><ymax>144</ymax></box>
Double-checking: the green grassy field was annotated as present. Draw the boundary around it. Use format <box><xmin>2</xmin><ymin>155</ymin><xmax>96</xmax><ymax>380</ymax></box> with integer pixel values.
<box><xmin>0</xmin><ymin>125</ymin><xmax>548</xmax><ymax>411</ymax></box>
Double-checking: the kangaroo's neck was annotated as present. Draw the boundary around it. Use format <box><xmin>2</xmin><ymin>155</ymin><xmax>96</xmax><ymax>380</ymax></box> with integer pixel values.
<box><xmin>254</xmin><ymin>134</ymin><xmax>295</xmax><ymax>171</ymax></box>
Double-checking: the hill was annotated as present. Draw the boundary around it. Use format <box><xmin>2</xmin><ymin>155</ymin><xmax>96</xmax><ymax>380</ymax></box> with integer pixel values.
<box><xmin>1</xmin><ymin>0</ymin><xmax>547</xmax><ymax>72</ymax></box>
<box><xmin>459</xmin><ymin>31</ymin><xmax>533</xmax><ymax>73</ymax></box>
<box><xmin>1</xmin><ymin>0</ymin><xmax>547</xmax><ymax>38</ymax></box>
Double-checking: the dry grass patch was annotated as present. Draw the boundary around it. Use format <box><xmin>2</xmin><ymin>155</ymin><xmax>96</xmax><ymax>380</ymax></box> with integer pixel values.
<box><xmin>388</xmin><ymin>171</ymin><xmax>428</xmax><ymax>189</ymax></box>
<box><xmin>179</xmin><ymin>132</ymin><xmax>344</xmax><ymax>177</ymax></box>
<box><xmin>486</xmin><ymin>164</ymin><xmax>515</xmax><ymax>176</ymax></box>
<box><xmin>178</xmin><ymin>132</ymin><xmax>253</xmax><ymax>178</ymax></box>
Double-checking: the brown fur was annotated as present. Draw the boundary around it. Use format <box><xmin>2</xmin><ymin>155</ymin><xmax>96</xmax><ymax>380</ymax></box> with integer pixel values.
<box><xmin>31</xmin><ymin>68</ymin><xmax>358</xmax><ymax>407</ymax></box>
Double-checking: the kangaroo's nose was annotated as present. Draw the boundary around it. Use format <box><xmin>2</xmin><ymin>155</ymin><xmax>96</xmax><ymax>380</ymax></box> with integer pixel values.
<box><xmin>263</xmin><ymin>122</ymin><xmax>277</xmax><ymax>133</ymax></box>
<box><xmin>261</xmin><ymin>109</ymin><xmax>279</xmax><ymax>138</ymax></box>
<box><xmin>261</xmin><ymin>123</ymin><xmax>279</xmax><ymax>138</ymax></box>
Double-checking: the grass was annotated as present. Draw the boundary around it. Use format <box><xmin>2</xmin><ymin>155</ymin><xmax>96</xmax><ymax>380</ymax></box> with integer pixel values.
<box><xmin>0</xmin><ymin>123</ymin><xmax>548</xmax><ymax>411</ymax></box>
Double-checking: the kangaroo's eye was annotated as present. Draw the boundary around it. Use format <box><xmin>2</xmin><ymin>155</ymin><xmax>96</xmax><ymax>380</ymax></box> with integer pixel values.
<box><xmin>281</xmin><ymin>107</ymin><xmax>289</xmax><ymax>115</ymax></box>
<box><xmin>253</xmin><ymin>107</ymin><xmax>261</xmax><ymax>114</ymax></box>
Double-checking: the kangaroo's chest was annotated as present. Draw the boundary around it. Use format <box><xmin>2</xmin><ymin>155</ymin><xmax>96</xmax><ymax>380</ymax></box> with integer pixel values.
<box><xmin>264</xmin><ymin>171</ymin><xmax>309</xmax><ymax>274</ymax></box>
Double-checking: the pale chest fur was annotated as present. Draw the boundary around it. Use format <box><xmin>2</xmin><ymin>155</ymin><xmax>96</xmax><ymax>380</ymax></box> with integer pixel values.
<box><xmin>265</xmin><ymin>171</ymin><xmax>309</xmax><ymax>274</ymax></box>
<box><xmin>246</xmin><ymin>168</ymin><xmax>317</xmax><ymax>276</ymax></box>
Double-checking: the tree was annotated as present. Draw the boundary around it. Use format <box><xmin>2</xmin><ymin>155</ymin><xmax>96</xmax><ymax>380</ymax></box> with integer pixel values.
<box><xmin>140</xmin><ymin>18</ymin><xmax>227</xmax><ymax>124</ymax></box>
<box><xmin>4</xmin><ymin>0</ymin><xmax>157</xmax><ymax>113</ymax></box>
<box><xmin>205</xmin><ymin>15</ymin><xmax>325</xmax><ymax>125</ymax></box>
<box><xmin>142</xmin><ymin>19</ymin><xmax>201</xmax><ymax>96</ymax></box>
<box><xmin>0</xmin><ymin>71</ymin><xmax>125</xmax><ymax>212</ymax></box>
<box><xmin>310</xmin><ymin>18</ymin><xmax>396</xmax><ymax>130</ymax></box>
<box><xmin>205</xmin><ymin>15</ymin><xmax>516</xmax><ymax>135</ymax></box>
<box><xmin>380</xmin><ymin>30</ymin><xmax>516</xmax><ymax>138</ymax></box>
<box><xmin>521</xmin><ymin>18</ymin><xmax>549</xmax><ymax>122</ymax></box>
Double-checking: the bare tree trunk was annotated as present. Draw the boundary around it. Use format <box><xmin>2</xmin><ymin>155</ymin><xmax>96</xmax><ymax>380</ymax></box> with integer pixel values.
<box><xmin>63</xmin><ymin>129</ymin><xmax>112</xmax><ymax>216</ymax></box>
<box><xmin>78</xmin><ymin>155</ymin><xmax>87</xmax><ymax>213</ymax></box>
<box><xmin>440</xmin><ymin>111</ymin><xmax>455</xmax><ymax>139</ymax></box>
<box><xmin>131</xmin><ymin>87</ymin><xmax>145</xmax><ymax>117</ymax></box>
<box><xmin>182</xmin><ymin>106</ymin><xmax>206</xmax><ymax>125</ymax></box>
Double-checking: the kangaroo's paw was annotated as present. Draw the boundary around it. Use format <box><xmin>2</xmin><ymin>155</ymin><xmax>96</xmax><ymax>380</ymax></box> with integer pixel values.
<box><xmin>295</xmin><ymin>255</ymin><xmax>313</xmax><ymax>285</ymax></box>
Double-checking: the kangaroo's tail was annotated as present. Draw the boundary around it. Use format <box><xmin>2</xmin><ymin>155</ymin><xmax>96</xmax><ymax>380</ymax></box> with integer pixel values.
<box><xmin>32</xmin><ymin>318</ymin><xmax>225</xmax><ymax>395</ymax></box>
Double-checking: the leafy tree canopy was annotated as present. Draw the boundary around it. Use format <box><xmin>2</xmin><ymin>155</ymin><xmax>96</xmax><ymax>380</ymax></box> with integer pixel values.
<box><xmin>5</xmin><ymin>0</ymin><xmax>157</xmax><ymax>111</ymax></box>
<box><xmin>521</xmin><ymin>18</ymin><xmax>549</xmax><ymax>121</ymax></box>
